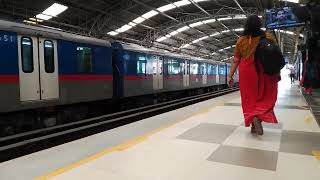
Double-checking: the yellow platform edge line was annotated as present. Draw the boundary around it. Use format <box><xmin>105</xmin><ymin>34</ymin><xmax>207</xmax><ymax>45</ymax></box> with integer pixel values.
<box><xmin>34</xmin><ymin>99</ymin><xmax>230</xmax><ymax>180</ymax></box>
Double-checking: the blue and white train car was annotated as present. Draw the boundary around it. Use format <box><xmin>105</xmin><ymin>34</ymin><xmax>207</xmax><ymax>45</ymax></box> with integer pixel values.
<box><xmin>0</xmin><ymin>20</ymin><xmax>113</xmax><ymax>118</ymax></box>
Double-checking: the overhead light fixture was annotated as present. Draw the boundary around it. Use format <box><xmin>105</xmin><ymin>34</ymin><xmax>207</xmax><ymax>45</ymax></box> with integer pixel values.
<box><xmin>29</xmin><ymin>17</ymin><xmax>43</xmax><ymax>22</ymax></box>
<box><xmin>202</xmin><ymin>19</ymin><xmax>216</xmax><ymax>24</ymax></box>
<box><xmin>157</xmin><ymin>4</ymin><xmax>175</xmax><ymax>12</ymax></box>
<box><xmin>116</xmin><ymin>25</ymin><xmax>133</xmax><ymax>33</ymax></box>
<box><xmin>234</xmin><ymin>15</ymin><xmax>246</xmax><ymax>19</ymax></box>
<box><xmin>156</xmin><ymin>36</ymin><xmax>167</xmax><ymax>42</ymax></box>
<box><xmin>36</xmin><ymin>3</ymin><xmax>68</xmax><ymax>20</ymax></box>
<box><xmin>218</xmin><ymin>17</ymin><xmax>232</xmax><ymax>21</ymax></box>
<box><xmin>189</xmin><ymin>21</ymin><xmax>203</xmax><ymax>27</ymax></box>
<box><xmin>132</xmin><ymin>17</ymin><xmax>146</xmax><ymax>24</ymax></box>
<box><xmin>286</xmin><ymin>0</ymin><xmax>299</xmax><ymax>3</ymax></box>
<box><xmin>174</xmin><ymin>0</ymin><xmax>191</xmax><ymax>7</ymax></box>
<box><xmin>142</xmin><ymin>10</ymin><xmax>158</xmax><ymax>19</ymax></box>
<box><xmin>23</xmin><ymin>20</ymin><xmax>37</xmax><ymax>24</ymax></box>
<box><xmin>107</xmin><ymin>31</ymin><xmax>119</xmax><ymax>36</ymax></box>
<box><xmin>192</xmin><ymin>39</ymin><xmax>200</xmax><ymax>43</ymax></box>
<box><xmin>177</xmin><ymin>26</ymin><xmax>190</xmax><ymax>32</ymax></box>
<box><xmin>128</xmin><ymin>22</ymin><xmax>137</xmax><ymax>27</ymax></box>
<box><xmin>169</xmin><ymin>31</ymin><xmax>179</xmax><ymax>36</ymax></box>
<box><xmin>181</xmin><ymin>44</ymin><xmax>190</xmax><ymax>48</ymax></box>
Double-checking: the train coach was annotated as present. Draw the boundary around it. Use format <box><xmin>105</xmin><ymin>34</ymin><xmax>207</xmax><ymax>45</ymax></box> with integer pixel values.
<box><xmin>0</xmin><ymin>19</ymin><xmax>238</xmax><ymax>135</ymax></box>
<box><xmin>112</xmin><ymin>42</ymin><xmax>232</xmax><ymax>100</ymax></box>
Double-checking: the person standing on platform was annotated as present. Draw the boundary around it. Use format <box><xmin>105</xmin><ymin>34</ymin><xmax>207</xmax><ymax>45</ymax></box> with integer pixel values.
<box><xmin>227</xmin><ymin>15</ymin><xmax>281</xmax><ymax>135</ymax></box>
<box><xmin>290</xmin><ymin>67</ymin><xmax>296</xmax><ymax>84</ymax></box>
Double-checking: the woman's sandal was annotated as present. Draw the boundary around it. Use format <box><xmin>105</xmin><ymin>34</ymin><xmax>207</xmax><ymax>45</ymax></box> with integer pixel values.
<box><xmin>253</xmin><ymin>117</ymin><xmax>263</xmax><ymax>135</ymax></box>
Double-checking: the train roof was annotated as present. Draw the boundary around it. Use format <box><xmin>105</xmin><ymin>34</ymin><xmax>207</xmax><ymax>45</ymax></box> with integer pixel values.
<box><xmin>118</xmin><ymin>42</ymin><xmax>225</xmax><ymax>64</ymax></box>
<box><xmin>0</xmin><ymin>19</ymin><xmax>110</xmax><ymax>47</ymax></box>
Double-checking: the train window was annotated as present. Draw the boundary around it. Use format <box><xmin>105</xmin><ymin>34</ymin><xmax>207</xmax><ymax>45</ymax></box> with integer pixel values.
<box><xmin>201</xmin><ymin>64</ymin><xmax>206</xmax><ymax>75</ymax></box>
<box><xmin>168</xmin><ymin>59</ymin><xmax>180</xmax><ymax>75</ymax></box>
<box><xmin>190</xmin><ymin>63</ymin><xmax>199</xmax><ymax>75</ymax></box>
<box><xmin>137</xmin><ymin>55</ymin><xmax>146</xmax><ymax>74</ymax></box>
<box><xmin>77</xmin><ymin>47</ymin><xmax>92</xmax><ymax>73</ymax></box>
<box><xmin>44</xmin><ymin>40</ymin><xmax>55</xmax><ymax>73</ymax></box>
<box><xmin>21</xmin><ymin>37</ymin><xmax>34</xmax><ymax>73</ymax></box>
<box><xmin>180</xmin><ymin>61</ymin><xmax>185</xmax><ymax>74</ymax></box>
<box><xmin>208</xmin><ymin>64</ymin><xmax>215</xmax><ymax>75</ymax></box>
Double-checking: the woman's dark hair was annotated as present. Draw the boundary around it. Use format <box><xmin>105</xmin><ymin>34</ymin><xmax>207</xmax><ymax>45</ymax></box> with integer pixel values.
<box><xmin>243</xmin><ymin>15</ymin><xmax>264</xmax><ymax>37</ymax></box>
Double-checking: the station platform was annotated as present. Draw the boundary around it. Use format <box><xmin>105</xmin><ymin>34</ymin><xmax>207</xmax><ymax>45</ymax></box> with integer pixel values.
<box><xmin>1</xmin><ymin>80</ymin><xmax>320</xmax><ymax>180</ymax></box>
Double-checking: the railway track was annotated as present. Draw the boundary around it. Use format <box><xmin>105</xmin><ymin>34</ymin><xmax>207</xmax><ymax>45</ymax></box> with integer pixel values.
<box><xmin>0</xmin><ymin>87</ymin><xmax>239</xmax><ymax>162</ymax></box>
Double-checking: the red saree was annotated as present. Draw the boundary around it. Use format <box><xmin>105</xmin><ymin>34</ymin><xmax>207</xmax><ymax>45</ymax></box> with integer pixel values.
<box><xmin>235</xmin><ymin>34</ymin><xmax>279</xmax><ymax>127</ymax></box>
<box><xmin>239</xmin><ymin>57</ymin><xmax>279</xmax><ymax>127</ymax></box>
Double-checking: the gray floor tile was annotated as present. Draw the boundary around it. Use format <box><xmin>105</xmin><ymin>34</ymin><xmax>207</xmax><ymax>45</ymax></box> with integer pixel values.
<box><xmin>208</xmin><ymin>145</ymin><xmax>278</xmax><ymax>171</ymax></box>
<box><xmin>177</xmin><ymin>123</ymin><xmax>237</xmax><ymax>144</ymax></box>
<box><xmin>280</xmin><ymin>130</ymin><xmax>320</xmax><ymax>155</ymax></box>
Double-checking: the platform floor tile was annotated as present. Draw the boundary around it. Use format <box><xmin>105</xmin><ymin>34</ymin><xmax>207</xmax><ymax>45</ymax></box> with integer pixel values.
<box><xmin>280</xmin><ymin>130</ymin><xmax>320</xmax><ymax>155</ymax></box>
<box><xmin>177</xmin><ymin>123</ymin><xmax>237</xmax><ymax>144</ymax></box>
<box><xmin>207</xmin><ymin>145</ymin><xmax>278</xmax><ymax>171</ymax></box>
<box><xmin>223</xmin><ymin>126</ymin><xmax>282</xmax><ymax>152</ymax></box>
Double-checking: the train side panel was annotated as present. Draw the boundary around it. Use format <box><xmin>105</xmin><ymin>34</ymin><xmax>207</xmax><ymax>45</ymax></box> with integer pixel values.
<box><xmin>163</xmin><ymin>57</ymin><xmax>184</xmax><ymax>91</ymax></box>
<box><xmin>0</xmin><ymin>31</ymin><xmax>20</xmax><ymax>113</ymax></box>
<box><xmin>58</xmin><ymin>40</ymin><xmax>113</xmax><ymax>104</ymax></box>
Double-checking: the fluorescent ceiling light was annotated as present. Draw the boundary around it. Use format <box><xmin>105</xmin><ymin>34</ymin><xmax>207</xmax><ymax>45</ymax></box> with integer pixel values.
<box><xmin>211</xmin><ymin>32</ymin><xmax>220</xmax><ymax>36</ymax></box>
<box><xmin>107</xmin><ymin>31</ymin><xmax>119</xmax><ymax>36</ymax></box>
<box><xmin>234</xmin><ymin>15</ymin><xmax>246</xmax><ymax>19</ymax></box>
<box><xmin>234</xmin><ymin>28</ymin><xmax>244</xmax><ymax>31</ymax></box>
<box><xmin>202</xmin><ymin>19</ymin><xmax>216</xmax><ymax>24</ymax></box>
<box><xmin>165</xmin><ymin>34</ymin><xmax>172</xmax><ymax>38</ymax></box>
<box><xmin>199</xmin><ymin>36</ymin><xmax>209</xmax><ymax>41</ymax></box>
<box><xmin>169</xmin><ymin>31</ymin><xmax>179</xmax><ymax>36</ymax></box>
<box><xmin>128</xmin><ymin>22</ymin><xmax>137</xmax><ymax>27</ymax></box>
<box><xmin>36</xmin><ymin>14</ymin><xmax>51</xmax><ymax>20</ymax></box>
<box><xmin>194</xmin><ymin>0</ymin><xmax>209</xmax><ymax>2</ymax></box>
<box><xmin>157</xmin><ymin>4</ymin><xmax>175</xmax><ymax>12</ymax></box>
<box><xmin>156</xmin><ymin>36</ymin><xmax>167</xmax><ymax>42</ymax></box>
<box><xmin>133</xmin><ymin>17</ymin><xmax>146</xmax><ymax>24</ymax></box>
<box><xmin>142</xmin><ymin>10</ymin><xmax>158</xmax><ymax>19</ymax></box>
<box><xmin>174</xmin><ymin>0</ymin><xmax>191</xmax><ymax>7</ymax></box>
<box><xmin>36</xmin><ymin>3</ymin><xmax>68</xmax><ymax>20</ymax></box>
<box><xmin>218</xmin><ymin>17</ymin><xmax>232</xmax><ymax>21</ymax></box>
<box><xmin>177</xmin><ymin>26</ymin><xmax>190</xmax><ymax>32</ymax></box>
<box><xmin>192</xmin><ymin>39</ymin><xmax>200</xmax><ymax>43</ymax></box>
<box><xmin>23</xmin><ymin>20</ymin><xmax>36</xmax><ymax>24</ymax></box>
<box><xmin>181</xmin><ymin>44</ymin><xmax>190</xmax><ymax>48</ymax></box>
<box><xmin>29</xmin><ymin>17</ymin><xmax>43</xmax><ymax>22</ymax></box>
<box><xmin>116</xmin><ymin>25</ymin><xmax>132</xmax><ymax>33</ymax></box>
<box><xmin>287</xmin><ymin>0</ymin><xmax>299</xmax><ymax>3</ymax></box>
<box><xmin>189</xmin><ymin>21</ymin><xmax>203</xmax><ymax>27</ymax></box>
<box><xmin>221</xmin><ymin>30</ymin><xmax>230</xmax><ymax>33</ymax></box>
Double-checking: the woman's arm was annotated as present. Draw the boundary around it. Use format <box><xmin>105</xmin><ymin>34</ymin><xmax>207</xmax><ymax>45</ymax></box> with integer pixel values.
<box><xmin>227</xmin><ymin>58</ymin><xmax>240</xmax><ymax>87</ymax></box>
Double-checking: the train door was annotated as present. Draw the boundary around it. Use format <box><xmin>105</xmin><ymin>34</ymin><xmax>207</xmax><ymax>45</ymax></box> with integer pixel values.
<box><xmin>202</xmin><ymin>63</ymin><xmax>207</xmax><ymax>85</ymax></box>
<box><xmin>18</xmin><ymin>35</ymin><xmax>59</xmax><ymax>101</ymax></box>
<box><xmin>216</xmin><ymin>64</ymin><xmax>219</xmax><ymax>83</ymax></box>
<box><xmin>183</xmin><ymin>60</ymin><xmax>190</xmax><ymax>87</ymax></box>
<box><xmin>152</xmin><ymin>55</ymin><xmax>163</xmax><ymax>90</ymax></box>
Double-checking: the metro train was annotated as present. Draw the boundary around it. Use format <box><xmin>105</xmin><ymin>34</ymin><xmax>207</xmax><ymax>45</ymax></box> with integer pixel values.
<box><xmin>0</xmin><ymin>20</ymin><xmax>238</xmax><ymax>135</ymax></box>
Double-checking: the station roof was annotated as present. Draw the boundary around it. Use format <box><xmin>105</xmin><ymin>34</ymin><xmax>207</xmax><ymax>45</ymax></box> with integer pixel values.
<box><xmin>0</xmin><ymin>0</ymin><xmax>304</xmax><ymax>63</ymax></box>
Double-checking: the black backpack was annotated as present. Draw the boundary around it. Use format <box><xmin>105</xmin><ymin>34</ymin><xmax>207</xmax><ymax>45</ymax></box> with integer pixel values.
<box><xmin>254</xmin><ymin>34</ymin><xmax>285</xmax><ymax>75</ymax></box>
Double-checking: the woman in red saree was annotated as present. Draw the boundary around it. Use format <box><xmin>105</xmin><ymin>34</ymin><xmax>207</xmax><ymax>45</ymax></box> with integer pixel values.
<box><xmin>228</xmin><ymin>15</ymin><xmax>280</xmax><ymax>135</ymax></box>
